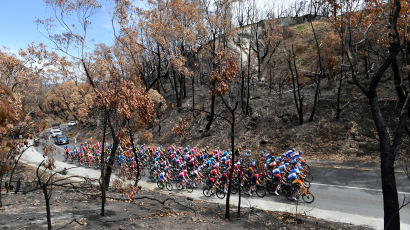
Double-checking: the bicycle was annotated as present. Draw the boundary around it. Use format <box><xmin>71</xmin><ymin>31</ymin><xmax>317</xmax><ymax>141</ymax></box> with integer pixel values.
<box><xmin>298</xmin><ymin>185</ymin><xmax>314</xmax><ymax>203</ymax></box>
<box><xmin>282</xmin><ymin>183</ymin><xmax>314</xmax><ymax>203</ymax></box>
<box><xmin>157</xmin><ymin>180</ymin><xmax>173</xmax><ymax>191</ymax></box>
<box><xmin>176</xmin><ymin>180</ymin><xmax>194</xmax><ymax>193</ymax></box>
<box><xmin>203</xmin><ymin>184</ymin><xmax>225</xmax><ymax>199</ymax></box>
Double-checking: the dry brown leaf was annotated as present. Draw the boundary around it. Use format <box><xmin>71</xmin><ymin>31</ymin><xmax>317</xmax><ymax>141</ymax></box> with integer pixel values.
<box><xmin>32</xmin><ymin>199</ymin><xmax>40</xmax><ymax>206</ymax></box>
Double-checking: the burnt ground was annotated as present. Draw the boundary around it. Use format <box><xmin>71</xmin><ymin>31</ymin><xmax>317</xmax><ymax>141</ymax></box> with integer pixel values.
<box><xmin>0</xmin><ymin>164</ymin><xmax>373</xmax><ymax>230</ymax></box>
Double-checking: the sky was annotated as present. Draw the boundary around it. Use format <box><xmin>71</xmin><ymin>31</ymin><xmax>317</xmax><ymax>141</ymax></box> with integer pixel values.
<box><xmin>0</xmin><ymin>0</ymin><xmax>116</xmax><ymax>54</ymax></box>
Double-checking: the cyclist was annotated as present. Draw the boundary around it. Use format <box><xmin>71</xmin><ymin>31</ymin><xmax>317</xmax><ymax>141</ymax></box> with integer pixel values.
<box><xmin>272</xmin><ymin>171</ymin><xmax>282</xmax><ymax>196</ymax></box>
<box><xmin>288</xmin><ymin>171</ymin><xmax>301</xmax><ymax>201</ymax></box>
<box><xmin>220</xmin><ymin>171</ymin><xmax>229</xmax><ymax>193</ymax></box>
<box><xmin>158</xmin><ymin>171</ymin><xmax>167</xmax><ymax>183</ymax></box>
<box><xmin>64</xmin><ymin>146</ymin><xmax>70</xmax><ymax>160</ymax></box>
<box><xmin>249</xmin><ymin>171</ymin><xmax>260</xmax><ymax>196</ymax></box>
<box><xmin>206</xmin><ymin>175</ymin><xmax>219</xmax><ymax>192</ymax></box>
<box><xmin>87</xmin><ymin>153</ymin><xmax>94</xmax><ymax>166</ymax></box>
<box><xmin>178</xmin><ymin>169</ymin><xmax>189</xmax><ymax>186</ymax></box>
<box><xmin>191</xmin><ymin>168</ymin><xmax>203</xmax><ymax>187</ymax></box>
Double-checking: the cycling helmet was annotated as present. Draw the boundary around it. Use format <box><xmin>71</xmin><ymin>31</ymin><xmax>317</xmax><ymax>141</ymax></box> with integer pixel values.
<box><xmin>291</xmin><ymin>169</ymin><xmax>300</xmax><ymax>174</ymax></box>
<box><xmin>288</xmin><ymin>173</ymin><xmax>298</xmax><ymax>180</ymax></box>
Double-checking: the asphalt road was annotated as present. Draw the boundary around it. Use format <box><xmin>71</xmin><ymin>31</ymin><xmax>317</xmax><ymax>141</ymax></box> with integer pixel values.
<box><xmin>36</xmin><ymin>125</ymin><xmax>410</xmax><ymax>229</ymax></box>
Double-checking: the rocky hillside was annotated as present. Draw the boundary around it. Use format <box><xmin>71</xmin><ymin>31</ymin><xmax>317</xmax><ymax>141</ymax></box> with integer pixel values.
<box><xmin>73</xmin><ymin>18</ymin><xmax>408</xmax><ymax>163</ymax></box>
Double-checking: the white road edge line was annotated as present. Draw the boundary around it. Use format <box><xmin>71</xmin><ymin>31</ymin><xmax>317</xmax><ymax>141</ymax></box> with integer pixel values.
<box><xmin>22</xmin><ymin>143</ymin><xmax>410</xmax><ymax>230</ymax></box>
<box><xmin>311</xmin><ymin>182</ymin><xmax>410</xmax><ymax>195</ymax></box>
<box><xmin>49</xmin><ymin>138</ymin><xmax>410</xmax><ymax>196</ymax></box>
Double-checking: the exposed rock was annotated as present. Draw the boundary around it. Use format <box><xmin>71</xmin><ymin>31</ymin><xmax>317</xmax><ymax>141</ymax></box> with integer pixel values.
<box><xmin>356</xmin><ymin>150</ymin><xmax>365</xmax><ymax>156</ymax></box>
<box><xmin>251</xmin><ymin>112</ymin><xmax>260</xmax><ymax>121</ymax></box>
<box><xmin>260</xmin><ymin>139</ymin><xmax>268</xmax><ymax>145</ymax></box>
<box><xmin>358</xmin><ymin>142</ymin><xmax>367</xmax><ymax>148</ymax></box>
<box><xmin>354</xmin><ymin>135</ymin><xmax>364</xmax><ymax>142</ymax></box>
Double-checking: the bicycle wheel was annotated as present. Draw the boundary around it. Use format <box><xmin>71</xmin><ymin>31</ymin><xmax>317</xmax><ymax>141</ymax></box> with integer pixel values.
<box><xmin>305</xmin><ymin>174</ymin><xmax>313</xmax><ymax>182</ymax></box>
<box><xmin>231</xmin><ymin>184</ymin><xmax>239</xmax><ymax>194</ymax></box>
<box><xmin>176</xmin><ymin>182</ymin><xmax>183</xmax><ymax>191</ymax></box>
<box><xmin>282</xmin><ymin>187</ymin><xmax>295</xmax><ymax>201</ymax></box>
<box><xmin>186</xmin><ymin>183</ymin><xmax>194</xmax><ymax>193</ymax></box>
<box><xmin>302</xmin><ymin>192</ymin><xmax>314</xmax><ymax>203</ymax></box>
<box><xmin>256</xmin><ymin>185</ymin><xmax>266</xmax><ymax>198</ymax></box>
<box><xmin>166</xmin><ymin>182</ymin><xmax>173</xmax><ymax>191</ymax></box>
<box><xmin>216</xmin><ymin>188</ymin><xmax>226</xmax><ymax>199</ymax></box>
<box><xmin>242</xmin><ymin>183</ymin><xmax>251</xmax><ymax>196</ymax></box>
<box><xmin>157</xmin><ymin>181</ymin><xmax>165</xmax><ymax>189</ymax></box>
<box><xmin>286</xmin><ymin>192</ymin><xmax>296</xmax><ymax>201</ymax></box>
<box><xmin>203</xmin><ymin>187</ymin><xmax>212</xmax><ymax>197</ymax></box>
<box><xmin>266</xmin><ymin>183</ymin><xmax>276</xmax><ymax>195</ymax></box>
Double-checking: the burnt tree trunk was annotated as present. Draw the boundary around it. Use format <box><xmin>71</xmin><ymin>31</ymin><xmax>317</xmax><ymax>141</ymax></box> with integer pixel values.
<box><xmin>345</xmin><ymin>1</ymin><xmax>406</xmax><ymax>226</ymax></box>
<box><xmin>179</xmin><ymin>75</ymin><xmax>184</xmax><ymax>101</ymax></box>
<box><xmin>237</xmin><ymin>158</ymin><xmax>243</xmax><ymax>217</ymax></box>
<box><xmin>335</xmin><ymin>71</ymin><xmax>344</xmax><ymax>120</ymax></box>
<box><xmin>240</xmin><ymin>43</ymin><xmax>245</xmax><ymax>112</ymax></box>
<box><xmin>182</xmin><ymin>75</ymin><xmax>186</xmax><ymax>98</ymax></box>
<box><xmin>221</xmin><ymin>99</ymin><xmax>238</xmax><ymax>220</ymax></box>
<box><xmin>309</xmin><ymin>21</ymin><xmax>323</xmax><ymax>122</ymax></box>
<box><xmin>0</xmin><ymin>174</ymin><xmax>3</xmax><ymax>207</ymax></box>
<box><xmin>104</xmin><ymin>116</ymin><xmax>121</xmax><ymax>189</ymax></box>
<box><xmin>157</xmin><ymin>44</ymin><xmax>161</xmax><ymax>93</ymax></box>
<box><xmin>392</xmin><ymin>50</ymin><xmax>407</xmax><ymax>105</ymax></box>
<box><xmin>288</xmin><ymin>46</ymin><xmax>304</xmax><ymax>125</ymax></box>
<box><xmin>336</xmin><ymin>40</ymin><xmax>345</xmax><ymax>120</ymax></box>
<box><xmin>42</xmin><ymin>185</ymin><xmax>52</xmax><ymax>230</ymax></box>
<box><xmin>172</xmin><ymin>67</ymin><xmax>181</xmax><ymax>108</ymax></box>
<box><xmin>128</xmin><ymin>122</ymin><xmax>140</xmax><ymax>186</ymax></box>
<box><xmin>367</xmin><ymin>93</ymin><xmax>408</xmax><ymax>230</ymax></box>
<box><xmin>100</xmin><ymin>111</ymin><xmax>108</xmax><ymax>216</ymax></box>
<box><xmin>205</xmin><ymin>34</ymin><xmax>217</xmax><ymax>130</ymax></box>
<box><xmin>205</xmin><ymin>92</ymin><xmax>216</xmax><ymax>132</ymax></box>
<box><xmin>255</xmin><ymin>25</ymin><xmax>261</xmax><ymax>78</ymax></box>
<box><xmin>192</xmin><ymin>73</ymin><xmax>196</xmax><ymax>117</ymax></box>
<box><xmin>246</xmin><ymin>37</ymin><xmax>252</xmax><ymax>115</ymax></box>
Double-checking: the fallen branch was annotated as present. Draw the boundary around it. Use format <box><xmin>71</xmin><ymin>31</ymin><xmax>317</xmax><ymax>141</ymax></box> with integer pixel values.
<box><xmin>106</xmin><ymin>195</ymin><xmax>197</xmax><ymax>215</ymax></box>
<box><xmin>56</xmin><ymin>218</ymin><xmax>85</xmax><ymax>230</ymax></box>
<box><xmin>73</xmin><ymin>188</ymin><xmax>197</xmax><ymax>215</ymax></box>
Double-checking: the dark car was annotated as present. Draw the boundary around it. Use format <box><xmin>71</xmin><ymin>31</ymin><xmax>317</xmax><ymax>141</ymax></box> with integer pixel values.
<box><xmin>34</xmin><ymin>137</ymin><xmax>40</xmax><ymax>146</ymax></box>
<box><xmin>54</xmin><ymin>135</ymin><xmax>69</xmax><ymax>145</ymax></box>
<box><xmin>52</xmin><ymin>123</ymin><xmax>60</xmax><ymax>128</ymax></box>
